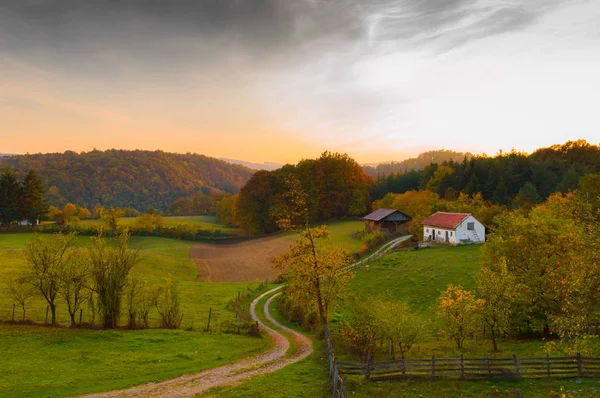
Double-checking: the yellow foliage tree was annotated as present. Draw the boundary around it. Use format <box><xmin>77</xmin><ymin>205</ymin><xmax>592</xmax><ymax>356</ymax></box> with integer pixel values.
<box><xmin>437</xmin><ymin>285</ymin><xmax>484</xmax><ymax>349</ymax></box>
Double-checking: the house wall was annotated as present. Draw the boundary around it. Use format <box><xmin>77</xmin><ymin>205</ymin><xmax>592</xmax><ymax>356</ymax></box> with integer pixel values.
<box><xmin>423</xmin><ymin>226</ymin><xmax>458</xmax><ymax>244</ymax></box>
<box><xmin>455</xmin><ymin>215</ymin><xmax>485</xmax><ymax>243</ymax></box>
<box><xmin>423</xmin><ymin>215</ymin><xmax>485</xmax><ymax>245</ymax></box>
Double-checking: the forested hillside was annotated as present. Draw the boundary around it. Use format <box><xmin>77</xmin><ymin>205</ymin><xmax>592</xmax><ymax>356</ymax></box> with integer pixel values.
<box><xmin>372</xmin><ymin>140</ymin><xmax>600</xmax><ymax>204</ymax></box>
<box><xmin>0</xmin><ymin>150</ymin><xmax>254</xmax><ymax>211</ymax></box>
<box><xmin>363</xmin><ymin>150</ymin><xmax>471</xmax><ymax>177</ymax></box>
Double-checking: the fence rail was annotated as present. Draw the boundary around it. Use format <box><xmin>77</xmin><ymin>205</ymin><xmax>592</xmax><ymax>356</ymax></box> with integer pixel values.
<box><xmin>339</xmin><ymin>353</ymin><xmax>600</xmax><ymax>381</ymax></box>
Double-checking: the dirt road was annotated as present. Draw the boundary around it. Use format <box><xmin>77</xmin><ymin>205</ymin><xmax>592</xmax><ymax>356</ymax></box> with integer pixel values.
<box><xmin>81</xmin><ymin>286</ymin><xmax>312</xmax><ymax>398</ymax></box>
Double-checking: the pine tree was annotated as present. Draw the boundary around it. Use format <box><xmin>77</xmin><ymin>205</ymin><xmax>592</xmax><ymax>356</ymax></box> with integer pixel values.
<box><xmin>0</xmin><ymin>168</ymin><xmax>21</xmax><ymax>226</ymax></box>
<box><xmin>18</xmin><ymin>169</ymin><xmax>49</xmax><ymax>225</ymax></box>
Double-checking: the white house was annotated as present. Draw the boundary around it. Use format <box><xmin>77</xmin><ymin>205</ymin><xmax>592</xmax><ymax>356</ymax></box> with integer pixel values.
<box><xmin>422</xmin><ymin>212</ymin><xmax>485</xmax><ymax>245</ymax></box>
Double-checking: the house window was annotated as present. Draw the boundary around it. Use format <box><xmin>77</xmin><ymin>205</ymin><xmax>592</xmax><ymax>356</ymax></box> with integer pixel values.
<box><xmin>450</xmin><ymin>232</ymin><xmax>453</xmax><ymax>236</ymax></box>
<box><xmin>426</xmin><ymin>228</ymin><xmax>429</xmax><ymax>233</ymax></box>
<box><xmin>438</xmin><ymin>231</ymin><xmax>441</xmax><ymax>235</ymax></box>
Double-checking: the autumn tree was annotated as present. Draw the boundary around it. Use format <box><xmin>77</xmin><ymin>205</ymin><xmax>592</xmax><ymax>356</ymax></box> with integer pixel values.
<box><xmin>63</xmin><ymin>203</ymin><xmax>78</xmax><ymax>224</ymax></box>
<box><xmin>340</xmin><ymin>298</ymin><xmax>378</xmax><ymax>363</ymax></box>
<box><xmin>216</xmin><ymin>194</ymin><xmax>239</xmax><ymax>227</ymax></box>
<box><xmin>275</xmin><ymin>226</ymin><xmax>353</xmax><ymax>326</ymax></box>
<box><xmin>437</xmin><ymin>285</ymin><xmax>484</xmax><ymax>349</ymax></box>
<box><xmin>236</xmin><ymin>170</ymin><xmax>278</xmax><ymax>234</ymax></box>
<box><xmin>371</xmin><ymin>297</ymin><xmax>425</xmax><ymax>358</ymax></box>
<box><xmin>272</xmin><ymin>175</ymin><xmax>354</xmax><ymax>327</ymax></box>
<box><xmin>24</xmin><ymin>233</ymin><xmax>77</xmax><ymax>325</ymax></box>
<box><xmin>88</xmin><ymin>230</ymin><xmax>141</xmax><ymax>328</ymax></box>
<box><xmin>477</xmin><ymin>261</ymin><xmax>520</xmax><ymax>351</ymax></box>
<box><xmin>481</xmin><ymin>205</ymin><xmax>590</xmax><ymax>336</ymax></box>
<box><xmin>99</xmin><ymin>207</ymin><xmax>124</xmax><ymax>234</ymax></box>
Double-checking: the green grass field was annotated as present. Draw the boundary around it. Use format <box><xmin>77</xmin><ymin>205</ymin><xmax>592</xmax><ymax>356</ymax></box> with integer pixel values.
<box><xmin>347</xmin><ymin>245</ymin><xmax>481</xmax><ymax>317</ymax></box>
<box><xmin>0</xmin><ymin>233</ymin><xmax>273</xmax><ymax>397</ymax></box>
<box><xmin>321</xmin><ymin>220</ymin><xmax>364</xmax><ymax>254</ymax></box>
<box><xmin>0</xmin><ymin>324</ymin><xmax>269</xmax><ymax>397</ymax></box>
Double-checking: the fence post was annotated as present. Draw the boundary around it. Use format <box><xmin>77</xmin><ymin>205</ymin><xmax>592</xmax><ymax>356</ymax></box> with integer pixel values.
<box><xmin>513</xmin><ymin>355</ymin><xmax>520</xmax><ymax>377</ymax></box>
<box><xmin>401</xmin><ymin>353</ymin><xmax>406</xmax><ymax>375</ymax></box>
<box><xmin>333</xmin><ymin>364</ymin><xmax>338</xmax><ymax>398</ymax></box>
<box><xmin>206</xmin><ymin>308</ymin><xmax>212</xmax><ymax>332</ymax></box>
<box><xmin>576</xmin><ymin>353</ymin><xmax>582</xmax><ymax>377</ymax></box>
<box><xmin>486</xmin><ymin>355</ymin><xmax>491</xmax><ymax>377</ymax></box>
<box><xmin>460</xmin><ymin>354</ymin><xmax>465</xmax><ymax>378</ymax></box>
<box><xmin>546</xmin><ymin>353</ymin><xmax>551</xmax><ymax>376</ymax></box>
<box><xmin>79</xmin><ymin>309</ymin><xmax>83</xmax><ymax>326</ymax></box>
<box><xmin>432</xmin><ymin>355</ymin><xmax>436</xmax><ymax>377</ymax></box>
<box><xmin>45</xmin><ymin>306</ymin><xmax>49</xmax><ymax>325</ymax></box>
<box><xmin>12</xmin><ymin>304</ymin><xmax>15</xmax><ymax>321</ymax></box>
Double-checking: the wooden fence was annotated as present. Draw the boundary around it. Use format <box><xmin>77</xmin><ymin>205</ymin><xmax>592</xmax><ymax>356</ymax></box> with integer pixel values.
<box><xmin>338</xmin><ymin>354</ymin><xmax>600</xmax><ymax>381</ymax></box>
<box><xmin>324</xmin><ymin>324</ymin><xmax>346</xmax><ymax>398</ymax></box>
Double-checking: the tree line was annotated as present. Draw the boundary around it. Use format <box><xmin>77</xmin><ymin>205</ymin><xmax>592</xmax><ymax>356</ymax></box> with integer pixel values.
<box><xmin>0</xmin><ymin>169</ymin><xmax>48</xmax><ymax>226</ymax></box>
<box><xmin>216</xmin><ymin>151</ymin><xmax>373</xmax><ymax>234</ymax></box>
<box><xmin>371</xmin><ymin>140</ymin><xmax>600</xmax><ymax>207</ymax></box>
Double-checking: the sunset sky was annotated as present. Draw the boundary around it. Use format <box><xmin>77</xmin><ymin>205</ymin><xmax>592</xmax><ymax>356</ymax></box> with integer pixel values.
<box><xmin>1</xmin><ymin>0</ymin><xmax>599</xmax><ymax>164</ymax></box>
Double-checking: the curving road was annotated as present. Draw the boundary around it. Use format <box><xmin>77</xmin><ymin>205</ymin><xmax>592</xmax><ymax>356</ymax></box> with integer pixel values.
<box><xmin>81</xmin><ymin>286</ymin><xmax>312</xmax><ymax>398</ymax></box>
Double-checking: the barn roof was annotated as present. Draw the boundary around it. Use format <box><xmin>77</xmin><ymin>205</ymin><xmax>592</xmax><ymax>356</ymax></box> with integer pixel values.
<box><xmin>422</xmin><ymin>212</ymin><xmax>471</xmax><ymax>229</ymax></box>
<box><xmin>363</xmin><ymin>208</ymin><xmax>403</xmax><ymax>222</ymax></box>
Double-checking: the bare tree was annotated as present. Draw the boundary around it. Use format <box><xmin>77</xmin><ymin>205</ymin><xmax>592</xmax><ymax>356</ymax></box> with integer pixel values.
<box><xmin>24</xmin><ymin>233</ymin><xmax>77</xmax><ymax>325</ymax></box>
<box><xmin>60</xmin><ymin>251</ymin><xmax>91</xmax><ymax>327</ymax></box>
<box><xmin>6</xmin><ymin>276</ymin><xmax>36</xmax><ymax>321</ymax></box>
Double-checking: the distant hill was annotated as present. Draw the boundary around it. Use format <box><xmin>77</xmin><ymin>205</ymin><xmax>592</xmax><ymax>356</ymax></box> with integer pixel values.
<box><xmin>363</xmin><ymin>150</ymin><xmax>472</xmax><ymax>177</ymax></box>
<box><xmin>220</xmin><ymin>158</ymin><xmax>282</xmax><ymax>171</ymax></box>
<box><xmin>0</xmin><ymin>150</ymin><xmax>255</xmax><ymax>211</ymax></box>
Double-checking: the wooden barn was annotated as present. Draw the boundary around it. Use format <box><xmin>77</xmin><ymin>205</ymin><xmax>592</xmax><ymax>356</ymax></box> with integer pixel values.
<box><xmin>363</xmin><ymin>208</ymin><xmax>412</xmax><ymax>234</ymax></box>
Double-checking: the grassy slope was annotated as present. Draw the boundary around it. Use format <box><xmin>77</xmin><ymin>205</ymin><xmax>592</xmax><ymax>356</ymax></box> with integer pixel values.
<box><xmin>322</xmin><ymin>220</ymin><xmax>364</xmax><ymax>254</ymax></box>
<box><xmin>0</xmin><ymin>233</ymin><xmax>271</xmax><ymax>397</ymax></box>
<box><xmin>347</xmin><ymin>245</ymin><xmax>481</xmax><ymax>317</ymax></box>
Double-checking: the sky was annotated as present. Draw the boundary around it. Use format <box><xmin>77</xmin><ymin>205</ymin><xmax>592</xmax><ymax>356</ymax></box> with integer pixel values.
<box><xmin>1</xmin><ymin>0</ymin><xmax>599</xmax><ymax>164</ymax></box>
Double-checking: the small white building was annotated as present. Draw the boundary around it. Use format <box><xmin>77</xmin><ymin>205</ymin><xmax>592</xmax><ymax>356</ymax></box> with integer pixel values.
<box><xmin>422</xmin><ymin>212</ymin><xmax>485</xmax><ymax>245</ymax></box>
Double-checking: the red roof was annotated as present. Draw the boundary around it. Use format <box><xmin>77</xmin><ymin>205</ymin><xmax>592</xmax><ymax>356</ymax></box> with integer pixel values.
<box><xmin>421</xmin><ymin>212</ymin><xmax>470</xmax><ymax>229</ymax></box>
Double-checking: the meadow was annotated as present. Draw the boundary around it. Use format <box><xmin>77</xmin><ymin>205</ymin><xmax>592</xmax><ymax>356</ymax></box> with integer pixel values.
<box><xmin>0</xmin><ymin>233</ymin><xmax>272</xmax><ymax>397</ymax></box>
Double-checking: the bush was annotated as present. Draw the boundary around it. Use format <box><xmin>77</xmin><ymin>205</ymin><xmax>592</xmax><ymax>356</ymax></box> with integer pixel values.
<box><xmin>360</xmin><ymin>229</ymin><xmax>386</xmax><ymax>252</ymax></box>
